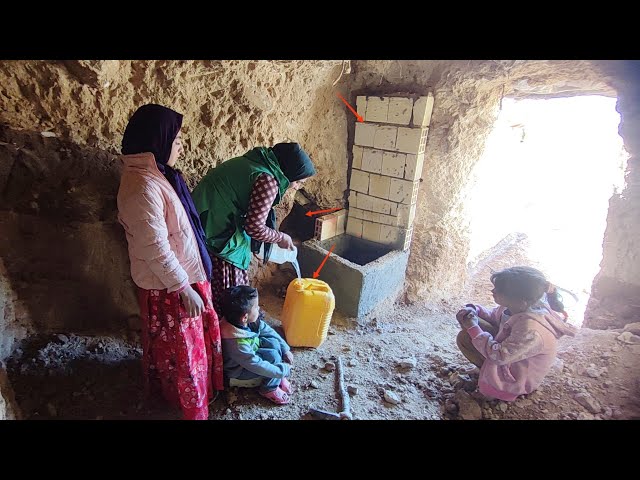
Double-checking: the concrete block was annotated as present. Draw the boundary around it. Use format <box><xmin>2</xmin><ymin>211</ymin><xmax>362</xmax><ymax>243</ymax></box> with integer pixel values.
<box><xmin>355</xmin><ymin>193</ymin><xmax>374</xmax><ymax>212</ymax></box>
<box><xmin>412</xmin><ymin>93</ymin><xmax>434</xmax><ymax>127</ymax></box>
<box><xmin>348</xmin><ymin>190</ymin><xmax>357</xmax><ymax>207</ymax></box>
<box><xmin>363</xmin><ymin>210</ymin><xmax>382</xmax><ymax>223</ymax></box>
<box><xmin>389</xmin><ymin>178</ymin><xmax>418</xmax><ymax>204</ymax></box>
<box><xmin>368</xmin><ymin>173</ymin><xmax>391</xmax><ymax>200</ymax></box>
<box><xmin>419</xmin><ymin>129</ymin><xmax>428</xmax><ymax>154</ymax></box>
<box><xmin>387</xmin><ymin>97</ymin><xmax>413</xmax><ymax>125</ymax></box>
<box><xmin>335</xmin><ymin>209</ymin><xmax>347</xmax><ymax>235</ymax></box>
<box><xmin>346</xmin><ymin>216</ymin><xmax>363</xmax><ymax>238</ymax></box>
<box><xmin>361</xmin><ymin>148</ymin><xmax>383</xmax><ymax>174</ymax></box>
<box><xmin>356</xmin><ymin>96</ymin><xmax>367</xmax><ymax>118</ymax></box>
<box><xmin>349</xmin><ymin>207</ymin><xmax>364</xmax><ymax>220</ymax></box>
<box><xmin>365</xmin><ymin>96</ymin><xmax>389</xmax><ymax>123</ymax></box>
<box><xmin>396</xmin><ymin>203</ymin><xmax>417</xmax><ymax>228</ymax></box>
<box><xmin>373</xmin><ymin>125</ymin><xmax>397</xmax><ymax>151</ymax></box>
<box><xmin>401</xmin><ymin>227</ymin><xmax>413</xmax><ymax>251</ymax></box>
<box><xmin>362</xmin><ymin>221</ymin><xmax>381</xmax><ymax>243</ymax></box>
<box><xmin>381</xmin><ymin>226</ymin><xmax>412</xmax><ymax>250</ymax></box>
<box><xmin>409</xmin><ymin>182</ymin><xmax>419</xmax><ymax>205</ymax></box>
<box><xmin>370</xmin><ymin>196</ymin><xmax>392</xmax><ymax>215</ymax></box>
<box><xmin>354</xmin><ymin>123</ymin><xmax>376</xmax><ymax>147</ymax></box>
<box><xmin>404</xmin><ymin>153</ymin><xmax>425</xmax><ymax>181</ymax></box>
<box><xmin>378</xmin><ymin>213</ymin><xmax>399</xmax><ymax>226</ymax></box>
<box><xmin>350</xmin><ymin>169</ymin><xmax>370</xmax><ymax>194</ymax></box>
<box><xmin>380</xmin><ymin>224</ymin><xmax>400</xmax><ymax>245</ymax></box>
<box><xmin>396</xmin><ymin>127</ymin><xmax>427</xmax><ymax>154</ymax></box>
<box><xmin>355</xmin><ymin>194</ymin><xmax>397</xmax><ymax>217</ymax></box>
<box><xmin>314</xmin><ymin>214</ymin><xmax>337</xmax><ymax>241</ymax></box>
<box><xmin>382</xmin><ymin>151</ymin><xmax>406</xmax><ymax>178</ymax></box>
<box><xmin>298</xmin><ymin>236</ymin><xmax>409</xmax><ymax>318</ymax></box>
<box><xmin>352</xmin><ymin>145</ymin><xmax>364</xmax><ymax>170</ymax></box>
<box><xmin>389</xmin><ymin>202</ymin><xmax>398</xmax><ymax>216</ymax></box>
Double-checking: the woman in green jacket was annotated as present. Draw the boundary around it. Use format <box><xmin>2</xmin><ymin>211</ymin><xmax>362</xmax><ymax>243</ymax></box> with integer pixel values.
<box><xmin>191</xmin><ymin>142</ymin><xmax>316</xmax><ymax>313</ymax></box>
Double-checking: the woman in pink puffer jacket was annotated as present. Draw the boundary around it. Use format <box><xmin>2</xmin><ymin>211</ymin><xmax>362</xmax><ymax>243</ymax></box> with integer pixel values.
<box><xmin>117</xmin><ymin>104</ymin><xmax>223</xmax><ymax>420</ymax></box>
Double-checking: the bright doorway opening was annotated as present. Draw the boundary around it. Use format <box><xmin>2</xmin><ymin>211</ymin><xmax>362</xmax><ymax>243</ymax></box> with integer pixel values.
<box><xmin>465</xmin><ymin>96</ymin><xmax>628</xmax><ymax>327</ymax></box>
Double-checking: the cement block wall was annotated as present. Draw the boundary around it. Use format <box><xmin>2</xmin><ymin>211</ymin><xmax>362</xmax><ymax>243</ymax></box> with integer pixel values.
<box><xmin>346</xmin><ymin>93</ymin><xmax>433</xmax><ymax>251</ymax></box>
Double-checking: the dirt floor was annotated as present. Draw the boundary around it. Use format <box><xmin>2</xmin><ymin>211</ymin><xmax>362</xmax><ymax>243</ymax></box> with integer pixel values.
<box><xmin>5</xmin><ymin>241</ymin><xmax>640</xmax><ymax>421</ymax></box>
<box><xmin>6</xmin><ymin>301</ymin><xmax>640</xmax><ymax>421</ymax></box>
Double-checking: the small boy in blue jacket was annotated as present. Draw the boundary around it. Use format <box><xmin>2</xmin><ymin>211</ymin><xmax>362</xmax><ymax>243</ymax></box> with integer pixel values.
<box><xmin>219</xmin><ymin>285</ymin><xmax>293</xmax><ymax>405</ymax></box>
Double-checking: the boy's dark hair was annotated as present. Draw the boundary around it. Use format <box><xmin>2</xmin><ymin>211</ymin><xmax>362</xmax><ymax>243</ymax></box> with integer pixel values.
<box><xmin>222</xmin><ymin>285</ymin><xmax>258</xmax><ymax>325</ymax></box>
<box><xmin>491</xmin><ymin>266</ymin><xmax>565</xmax><ymax>313</ymax></box>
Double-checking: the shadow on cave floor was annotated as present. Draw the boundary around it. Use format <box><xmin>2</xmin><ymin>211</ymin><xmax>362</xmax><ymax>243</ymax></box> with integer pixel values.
<box><xmin>5</xmin><ymin>333</ymin><xmax>186</xmax><ymax>420</ymax></box>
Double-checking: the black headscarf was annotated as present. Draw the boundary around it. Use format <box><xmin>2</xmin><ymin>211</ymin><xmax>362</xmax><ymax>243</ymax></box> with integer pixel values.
<box><xmin>252</xmin><ymin>142</ymin><xmax>316</xmax><ymax>264</ymax></box>
<box><xmin>121</xmin><ymin>104</ymin><xmax>212</xmax><ymax>281</ymax></box>
<box><xmin>271</xmin><ymin>142</ymin><xmax>317</xmax><ymax>182</ymax></box>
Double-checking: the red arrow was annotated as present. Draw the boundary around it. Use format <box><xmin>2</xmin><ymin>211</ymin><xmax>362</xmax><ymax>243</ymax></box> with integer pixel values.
<box><xmin>313</xmin><ymin>244</ymin><xmax>335</xmax><ymax>279</ymax></box>
<box><xmin>305</xmin><ymin>207</ymin><xmax>342</xmax><ymax>217</ymax></box>
<box><xmin>336</xmin><ymin>92</ymin><xmax>364</xmax><ymax>122</ymax></box>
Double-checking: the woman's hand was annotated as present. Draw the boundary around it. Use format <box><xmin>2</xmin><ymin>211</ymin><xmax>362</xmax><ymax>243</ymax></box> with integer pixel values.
<box><xmin>277</xmin><ymin>233</ymin><xmax>294</xmax><ymax>251</ymax></box>
<box><xmin>179</xmin><ymin>284</ymin><xmax>205</xmax><ymax>318</ymax></box>
<box><xmin>456</xmin><ymin>307</ymin><xmax>478</xmax><ymax>329</ymax></box>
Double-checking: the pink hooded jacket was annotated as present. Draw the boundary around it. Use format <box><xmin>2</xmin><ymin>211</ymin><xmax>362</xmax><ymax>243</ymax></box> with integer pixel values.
<box><xmin>467</xmin><ymin>302</ymin><xmax>577</xmax><ymax>401</ymax></box>
<box><xmin>117</xmin><ymin>152</ymin><xmax>206</xmax><ymax>293</ymax></box>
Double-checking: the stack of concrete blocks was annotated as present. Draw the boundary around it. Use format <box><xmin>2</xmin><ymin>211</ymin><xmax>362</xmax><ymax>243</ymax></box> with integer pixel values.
<box><xmin>314</xmin><ymin>209</ymin><xmax>348</xmax><ymax>241</ymax></box>
<box><xmin>345</xmin><ymin>93</ymin><xmax>434</xmax><ymax>251</ymax></box>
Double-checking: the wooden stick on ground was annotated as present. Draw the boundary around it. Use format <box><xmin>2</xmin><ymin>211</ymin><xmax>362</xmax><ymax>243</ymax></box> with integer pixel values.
<box><xmin>336</xmin><ymin>356</ymin><xmax>352</xmax><ymax>420</ymax></box>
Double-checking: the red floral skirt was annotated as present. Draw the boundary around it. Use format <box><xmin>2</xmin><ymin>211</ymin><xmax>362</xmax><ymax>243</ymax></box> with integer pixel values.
<box><xmin>138</xmin><ymin>281</ymin><xmax>223</xmax><ymax>420</ymax></box>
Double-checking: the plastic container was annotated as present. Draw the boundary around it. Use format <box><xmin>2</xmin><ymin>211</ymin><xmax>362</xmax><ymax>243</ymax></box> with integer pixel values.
<box><xmin>256</xmin><ymin>244</ymin><xmax>300</xmax><ymax>278</ymax></box>
<box><xmin>256</xmin><ymin>243</ymin><xmax>297</xmax><ymax>264</ymax></box>
<box><xmin>281</xmin><ymin>278</ymin><xmax>335</xmax><ymax>348</ymax></box>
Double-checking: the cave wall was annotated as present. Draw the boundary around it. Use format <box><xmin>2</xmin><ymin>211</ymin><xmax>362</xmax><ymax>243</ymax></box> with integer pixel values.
<box><xmin>1</xmin><ymin>58</ymin><xmax>637</xmax><ymax>418</ymax></box>
<box><xmin>584</xmin><ymin>61</ymin><xmax>640</xmax><ymax>329</ymax></box>
<box><xmin>0</xmin><ymin>59</ymin><xmax>635</xmax><ymax>360</ymax></box>
<box><xmin>0</xmin><ymin>60</ymin><xmax>347</xmax><ymax>348</ymax></box>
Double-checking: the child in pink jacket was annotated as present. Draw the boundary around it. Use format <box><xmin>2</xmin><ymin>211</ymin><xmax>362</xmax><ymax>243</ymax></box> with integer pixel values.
<box><xmin>456</xmin><ymin>266</ymin><xmax>577</xmax><ymax>402</ymax></box>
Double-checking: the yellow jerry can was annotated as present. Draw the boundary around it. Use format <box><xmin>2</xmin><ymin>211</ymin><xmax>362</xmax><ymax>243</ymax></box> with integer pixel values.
<box><xmin>281</xmin><ymin>278</ymin><xmax>335</xmax><ymax>348</ymax></box>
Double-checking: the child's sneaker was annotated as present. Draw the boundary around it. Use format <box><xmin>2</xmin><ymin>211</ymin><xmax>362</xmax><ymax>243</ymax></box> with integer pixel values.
<box><xmin>259</xmin><ymin>387</ymin><xmax>290</xmax><ymax>405</ymax></box>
